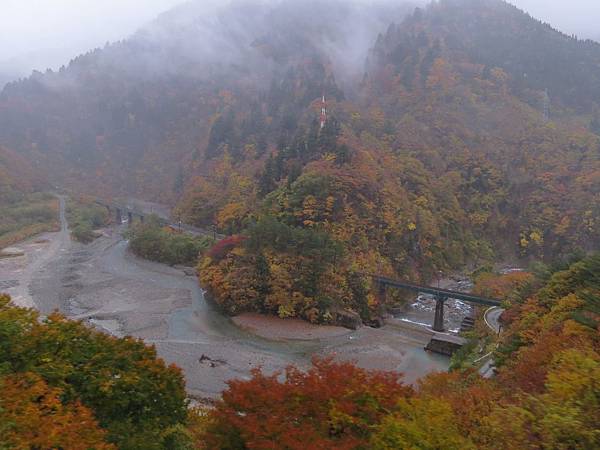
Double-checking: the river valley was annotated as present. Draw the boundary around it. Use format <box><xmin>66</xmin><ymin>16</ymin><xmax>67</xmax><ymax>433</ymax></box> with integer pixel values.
<box><xmin>0</xmin><ymin>198</ymin><xmax>451</xmax><ymax>400</ymax></box>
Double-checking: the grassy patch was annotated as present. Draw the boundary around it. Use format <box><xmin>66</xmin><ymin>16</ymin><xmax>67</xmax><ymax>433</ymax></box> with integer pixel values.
<box><xmin>66</xmin><ymin>198</ymin><xmax>110</xmax><ymax>243</ymax></box>
<box><xmin>0</xmin><ymin>193</ymin><xmax>59</xmax><ymax>249</ymax></box>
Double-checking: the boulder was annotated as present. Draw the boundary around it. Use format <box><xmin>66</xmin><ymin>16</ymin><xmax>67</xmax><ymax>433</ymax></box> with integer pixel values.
<box><xmin>333</xmin><ymin>309</ymin><xmax>362</xmax><ymax>330</ymax></box>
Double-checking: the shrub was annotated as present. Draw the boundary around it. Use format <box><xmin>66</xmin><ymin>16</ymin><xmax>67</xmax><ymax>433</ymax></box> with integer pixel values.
<box><xmin>0</xmin><ymin>194</ymin><xmax>59</xmax><ymax>248</ymax></box>
<box><xmin>203</xmin><ymin>358</ymin><xmax>413</xmax><ymax>449</ymax></box>
<box><xmin>71</xmin><ymin>222</ymin><xmax>96</xmax><ymax>244</ymax></box>
<box><xmin>67</xmin><ymin>199</ymin><xmax>109</xmax><ymax>243</ymax></box>
<box><xmin>127</xmin><ymin>218</ymin><xmax>213</xmax><ymax>266</ymax></box>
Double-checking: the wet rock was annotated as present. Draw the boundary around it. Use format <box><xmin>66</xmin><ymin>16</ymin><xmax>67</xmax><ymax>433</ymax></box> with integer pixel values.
<box><xmin>387</xmin><ymin>305</ymin><xmax>404</xmax><ymax>316</ymax></box>
<box><xmin>70</xmin><ymin>255</ymin><xmax>90</xmax><ymax>264</ymax></box>
<box><xmin>0</xmin><ymin>280</ymin><xmax>19</xmax><ymax>289</ymax></box>
<box><xmin>425</xmin><ymin>336</ymin><xmax>465</xmax><ymax>356</ymax></box>
<box><xmin>61</xmin><ymin>273</ymin><xmax>80</xmax><ymax>283</ymax></box>
<box><xmin>333</xmin><ymin>309</ymin><xmax>362</xmax><ymax>330</ymax></box>
<box><xmin>199</xmin><ymin>354</ymin><xmax>226</xmax><ymax>367</ymax></box>
<box><xmin>368</xmin><ymin>317</ymin><xmax>385</xmax><ymax>328</ymax></box>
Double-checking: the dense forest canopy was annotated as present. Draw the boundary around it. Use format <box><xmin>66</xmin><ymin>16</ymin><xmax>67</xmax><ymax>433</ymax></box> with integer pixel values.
<box><xmin>0</xmin><ymin>0</ymin><xmax>599</xmax><ymax>322</ymax></box>
<box><xmin>374</xmin><ymin>0</ymin><xmax>600</xmax><ymax>112</ymax></box>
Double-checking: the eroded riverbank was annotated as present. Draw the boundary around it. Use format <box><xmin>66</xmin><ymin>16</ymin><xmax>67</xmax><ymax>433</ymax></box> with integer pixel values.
<box><xmin>0</xmin><ymin>204</ymin><xmax>450</xmax><ymax>398</ymax></box>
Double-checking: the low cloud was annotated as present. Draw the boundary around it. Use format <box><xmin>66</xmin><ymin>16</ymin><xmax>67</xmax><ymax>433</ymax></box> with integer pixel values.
<box><xmin>1</xmin><ymin>0</ymin><xmax>599</xmax><ymax>86</ymax></box>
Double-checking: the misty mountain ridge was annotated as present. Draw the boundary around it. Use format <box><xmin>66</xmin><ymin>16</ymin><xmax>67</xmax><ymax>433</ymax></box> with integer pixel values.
<box><xmin>3</xmin><ymin>1</ymin><xmax>413</xmax><ymax>89</ymax></box>
<box><xmin>0</xmin><ymin>0</ymin><xmax>415</xmax><ymax>195</ymax></box>
<box><xmin>376</xmin><ymin>0</ymin><xmax>600</xmax><ymax>112</ymax></box>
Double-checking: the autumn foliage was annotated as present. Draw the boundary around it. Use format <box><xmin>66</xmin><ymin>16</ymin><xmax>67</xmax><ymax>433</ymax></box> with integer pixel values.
<box><xmin>1</xmin><ymin>1</ymin><xmax>600</xmax><ymax>446</ymax></box>
<box><xmin>200</xmin><ymin>254</ymin><xmax>600</xmax><ymax>449</ymax></box>
<box><xmin>1</xmin><ymin>0</ymin><xmax>600</xmax><ymax>328</ymax></box>
<box><xmin>203</xmin><ymin>358</ymin><xmax>413</xmax><ymax>449</ymax></box>
<box><xmin>473</xmin><ymin>270</ymin><xmax>534</xmax><ymax>300</ymax></box>
<box><xmin>0</xmin><ymin>373</ymin><xmax>114</xmax><ymax>449</ymax></box>
<box><xmin>198</xmin><ymin>7</ymin><xmax>600</xmax><ymax>325</ymax></box>
<box><xmin>207</xmin><ymin>234</ymin><xmax>247</xmax><ymax>261</ymax></box>
<box><xmin>0</xmin><ymin>294</ymin><xmax>190</xmax><ymax>449</ymax></box>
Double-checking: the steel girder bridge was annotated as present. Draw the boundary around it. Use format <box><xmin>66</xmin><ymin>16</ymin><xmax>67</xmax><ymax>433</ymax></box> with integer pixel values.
<box><xmin>367</xmin><ymin>274</ymin><xmax>502</xmax><ymax>332</ymax></box>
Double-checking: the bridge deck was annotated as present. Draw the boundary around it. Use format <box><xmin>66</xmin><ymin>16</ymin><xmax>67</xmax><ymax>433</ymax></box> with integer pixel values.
<box><xmin>370</xmin><ymin>275</ymin><xmax>502</xmax><ymax>306</ymax></box>
<box><xmin>95</xmin><ymin>200</ymin><xmax>225</xmax><ymax>240</ymax></box>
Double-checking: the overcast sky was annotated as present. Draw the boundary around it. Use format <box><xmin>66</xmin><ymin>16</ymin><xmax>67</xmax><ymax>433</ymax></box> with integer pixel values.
<box><xmin>1</xmin><ymin>0</ymin><xmax>599</xmax><ymax>76</ymax></box>
<box><xmin>0</xmin><ymin>0</ymin><xmax>183</xmax><ymax>70</ymax></box>
<box><xmin>514</xmin><ymin>0</ymin><xmax>600</xmax><ymax>38</ymax></box>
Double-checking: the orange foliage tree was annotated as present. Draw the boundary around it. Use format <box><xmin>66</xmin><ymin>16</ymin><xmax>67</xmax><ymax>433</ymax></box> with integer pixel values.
<box><xmin>0</xmin><ymin>373</ymin><xmax>114</xmax><ymax>449</ymax></box>
<box><xmin>203</xmin><ymin>358</ymin><xmax>413</xmax><ymax>449</ymax></box>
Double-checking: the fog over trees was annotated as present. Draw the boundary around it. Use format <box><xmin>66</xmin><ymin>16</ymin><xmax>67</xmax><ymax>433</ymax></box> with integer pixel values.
<box><xmin>1</xmin><ymin>0</ymin><xmax>599</xmax><ymax>88</ymax></box>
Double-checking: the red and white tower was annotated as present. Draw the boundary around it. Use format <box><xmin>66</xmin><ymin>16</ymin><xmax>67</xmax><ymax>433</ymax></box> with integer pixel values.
<box><xmin>320</xmin><ymin>95</ymin><xmax>327</xmax><ymax>129</ymax></box>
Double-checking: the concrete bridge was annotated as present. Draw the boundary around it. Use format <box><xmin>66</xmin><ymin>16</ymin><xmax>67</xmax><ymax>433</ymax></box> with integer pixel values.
<box><xmin>95</xmin><ymin>200</ymin><xmax>148</xmax><ymax>226</ymax></box>
<box><xmin>94</xmin><ymin>199</ymin><xmax>225</xmax><ymax>240</ymax></box>
<box><xmin>368</xmin><ymin>274</ymin><xmax>502</xmax><ymax>332</ymax></box>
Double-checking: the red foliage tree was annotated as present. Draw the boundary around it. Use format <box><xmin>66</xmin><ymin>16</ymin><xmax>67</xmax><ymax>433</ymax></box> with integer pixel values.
<box><xmin>207</xmin><ymin>235</ymin><xmax>247</xmax><ymax>261</ymax></box>
<box><xmin>203</xmin><ymin>358</ymin><xmax>413</xmax><ymax>449</ymax></box>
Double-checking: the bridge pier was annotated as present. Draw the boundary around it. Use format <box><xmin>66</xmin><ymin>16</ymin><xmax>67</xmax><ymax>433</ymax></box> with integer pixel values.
<box><xmin>432</xmin><ymin>295</ymin><xmax>448</xmax><ymax>332</ymax></box>
<box><xmin>116</xmin><ymin>208</ymin><xmax>122</xmax><ymax>224</ymax></box>
<box><xmin>127</xmin><ymin>211</ymin><xmax>133</xmax><ymax>226</ymax></box>
<box><xmin>375</xmin><ymin>280</ymin><xmax>386</xmax><ymax>305</ymax></box>
<box><xmin>140</xmin><ymin>215</ymin><xmax>144</xmax><ymax>224</ymax></box>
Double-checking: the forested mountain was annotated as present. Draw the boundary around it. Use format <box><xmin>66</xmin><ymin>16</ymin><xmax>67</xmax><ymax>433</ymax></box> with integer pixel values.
<box><xmin>199</xmin><ymin>0</ymin><xmax>600</xmax><ymax>324</ymax></box>
<box><xmin>0</xmin><ymin>73</ymin><xmax>15</xmax><ymax>91</ymax></box>
<box><xmin>1</xmin><ymin>0</ymin><xmax>599</xmax><ymax>323</ymax></box>
<box><xmin>0</xmin><ymin>0</ymin><xmax>412</xmax><ymax>201</ymax></box>
<box><xmin>372</xmin><ymin>0</ymin><xmax>600</xmax><ymax>112</ymax></box>
<box><xmin>200</xmin><ymin>254</ymin><xmax>600</xmax><ymax>448</ymax></box>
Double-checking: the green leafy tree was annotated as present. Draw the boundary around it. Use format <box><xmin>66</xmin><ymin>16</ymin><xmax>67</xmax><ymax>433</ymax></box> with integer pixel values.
<box><xmin>0</xmin><ymin>294</ymin><xmax>190</xmax><ymax>449</ymax></box>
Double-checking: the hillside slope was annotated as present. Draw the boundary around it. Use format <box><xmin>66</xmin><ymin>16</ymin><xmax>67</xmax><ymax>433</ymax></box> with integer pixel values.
<box><xmin>0</xmin><ymin>0</ymin><xmax>599</xmax><ymax>323</ymax></box>
<box><xmin>0</xmin><ymin>145</ymin><xmax>45</xmax><ymax>197</ymax></box>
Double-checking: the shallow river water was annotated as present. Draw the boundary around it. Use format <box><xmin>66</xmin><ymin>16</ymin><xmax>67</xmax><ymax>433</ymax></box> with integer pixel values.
<box><xmin>395</xmin><ymin>278</ymin><xmax>475</xmax><ymax>333</ymax></box>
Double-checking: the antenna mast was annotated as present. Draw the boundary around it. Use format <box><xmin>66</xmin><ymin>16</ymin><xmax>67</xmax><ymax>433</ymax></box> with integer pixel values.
<box><xmin>542</xmin><ymin>89</ymin><xmax>550</xmax><ymax>122</ymax></box>
<box><xmin>320</xmin><ymin>94</ymin><xmax>327</xmax><ymax>129</ymax></box>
